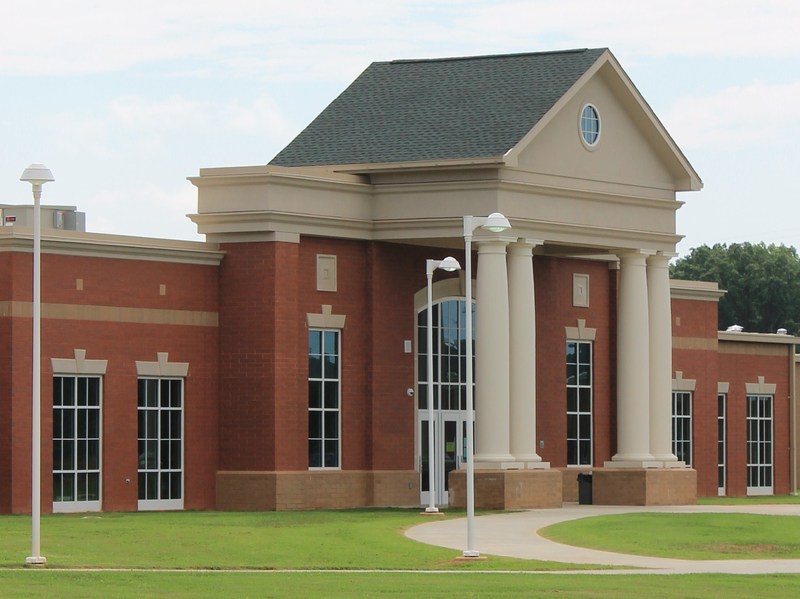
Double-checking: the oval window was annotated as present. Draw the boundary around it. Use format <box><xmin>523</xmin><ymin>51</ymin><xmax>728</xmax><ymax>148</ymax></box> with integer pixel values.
<box><xmin>580</xmin><ymin>104</ymin><xmax>601</xmax><ymax>147</ymax></box>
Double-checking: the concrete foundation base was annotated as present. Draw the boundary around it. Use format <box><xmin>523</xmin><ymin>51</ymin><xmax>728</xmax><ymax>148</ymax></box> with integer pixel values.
<box><xmin>216</xmin><ymin>470</ymin><xmax>419</xmax><ymax>511</ymax></box>
<box><xmin>448</xmin><ymin>468</ymin><xmax>563</xmax><ymax>509</ymax></box>
<box><xmin>592</xmin><ymin>468</ymin><xmax>697</xmax><ymax>505</ymax></box>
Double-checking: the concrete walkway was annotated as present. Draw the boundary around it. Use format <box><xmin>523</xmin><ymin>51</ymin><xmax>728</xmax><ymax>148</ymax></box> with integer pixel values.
<box><xmin>405</xmin><ymin>504</ymin><xmax>800</xmax><ymax>574</ymax></box>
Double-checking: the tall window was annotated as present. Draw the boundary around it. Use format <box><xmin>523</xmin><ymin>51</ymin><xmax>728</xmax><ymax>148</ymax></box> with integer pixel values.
<box><xmin>138</xmin><ymin>378</ymin><xmax>183</xmax><ymax>510</ymax></box>
<box><xmin>717</xmin><ymin>393</ymin><xmax>726</xmax><ymax>495</ymax></box>
<box><xmin>417</xmin><ymin>299</ymin><xmax>472</xmax><ymax>411</ymax></box>
<box><xmin>53</xmin><ymin>376</ymin><xmax>102</xmax><ymax>512</ymax></box>
<box><xmin>566</xmin><ymin>341</ymin><xmax>592</xmax><ymax>466</ymax></box>
<box><xmin>309</xmin><ymin>329</ymin><xmax>340</xmax><ymax>469</ymax></box>
<box><xmin>747</xmin><ymin>394</ymin><xmax>773</xmax><ymax>494</ymax></box>
<box><xmin>672</xmin><ymin>391</ymin><xmax>692</xmax><ymax>465</ymax></box>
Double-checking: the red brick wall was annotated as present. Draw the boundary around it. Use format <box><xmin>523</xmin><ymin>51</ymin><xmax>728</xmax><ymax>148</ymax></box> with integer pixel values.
<box><xmin>671</xmin><ymin>297</ymin><xmax>719</xmax><ymax>497</ymax></box>
<box><xmin>298</xmin><ymin>238</ymin><xmax>371</xmax><ymax>471</ymax></box>
<box><xmin>218</xmin><ymin>242</ymin><xmax>282</xmax><ymax>471</ymax></box>
<box><xmin>534</xmin><ymin>257</ymin><xmax>615</xmax><ymax>467</ymax></box>
<box><xmin>672</xmin><ymin>298</ymin><xmax>718</xmax><ymax>339</ymax></box>
<box><xmin>0</xmin><ymin>251</ymin><xmax>12</xmax><ymax>512</ymax></box>
<box><xmin>717</xmin><ymin>347</ymin><xmax>792</xmax><ymax>497</ymax></box>
<box><xmin>7</xmin><ymin>250</ymin><xmax>219</xmax><ymax>513</ymax></box>
<box><xmin>367</xmin><ymin>242</ymin><xmax>441</xmax><ymax>471</ymax></box>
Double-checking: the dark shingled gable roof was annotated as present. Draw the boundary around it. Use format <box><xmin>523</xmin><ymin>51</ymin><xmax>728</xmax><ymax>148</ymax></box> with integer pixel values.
<box><xmin>269</xmin><ymin>48</ymin><xmax>607</xmax><ymax>168</ymax></box>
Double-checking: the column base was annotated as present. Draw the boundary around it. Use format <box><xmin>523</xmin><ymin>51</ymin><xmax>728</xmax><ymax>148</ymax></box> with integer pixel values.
<box><xmin>520</xmin><ymin>460</ymin><xmax>550</xmax><ymax>470</ymax></box>
<box><xmin>474</xmin><ymin>453</ymin><xmax>517</xmax><ymax>470</ymax></box>
<box><xmin>448</xmin><ymin>469</ymin><xmax>562</xmax><ymax>509</ymax></box>
<box><xmin>604</xmin><ymin>459</ymin><xmax>664</xmax><ymax>469</ymax></box>
<box><xmin>658</xmin><ymin>459</ymin><xmax>686</xmax><ymax>469</ymax></box>
<box><xmin>605</xmin><ymin>459</ymin><xmax>686</xmax><ymax>469</ymax></box>
<box><xmin>511</xmin><ymin>454</ymin><xmax>549</xmax><ymax>469</ymax></box>
<box><xmin>592</xmin><ymin>468</ymin><xmax>697</xmax><ymax>505</ymax></box>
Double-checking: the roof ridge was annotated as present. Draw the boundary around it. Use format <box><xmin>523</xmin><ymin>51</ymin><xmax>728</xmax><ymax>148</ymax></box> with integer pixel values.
<box><xmin>387</xmin><ymin>48</ymin><xmax>603</xmax><ymax>66</ymax></box>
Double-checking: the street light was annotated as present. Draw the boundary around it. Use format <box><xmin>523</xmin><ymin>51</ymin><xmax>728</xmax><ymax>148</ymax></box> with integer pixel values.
<box><xmin>20</xmin><ymin>163</ymin><xmax>54</xmax><ymax>566</ymax></box>
<box><xmin>424</xmin><ymin>256</ymin><xmax>461</xmax><ymax>514</ymax></box>
<box><xmin>462</xmin><ymin>212</ymin><xmax>511</xmax><ymax>557</ymax></box>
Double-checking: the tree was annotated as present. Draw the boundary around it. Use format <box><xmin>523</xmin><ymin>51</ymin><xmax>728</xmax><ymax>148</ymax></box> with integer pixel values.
<box><xmin>670</xmin><ymin>242</ymin><xmax>800</xmax><ymax>334</ymax></box>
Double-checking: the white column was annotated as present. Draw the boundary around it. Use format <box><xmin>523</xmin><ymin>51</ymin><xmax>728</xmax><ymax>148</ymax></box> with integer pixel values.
<box><xmin>648</xmin><ymin>253</ymin><xmax>679</xmax><ymax>464</ymax></box>
<box><xmin>507</xmin><ymin>241</ymin><xmax>546</xmax><ymax>467</ymax></box>
<box><xmin>474</xmin><ymin>239</ymin><xmax>515</xmax><ymax>467</ymax></box>
<box><xmin>609</xmin><ymin>251</ymin><xmax>658</xmax><ymax>467</ymax></box>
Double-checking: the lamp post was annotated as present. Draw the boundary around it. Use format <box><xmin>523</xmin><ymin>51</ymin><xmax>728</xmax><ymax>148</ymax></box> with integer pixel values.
<box><xmin>424</xmin><ymin>256</ymin><xmax>461</xmax><ymax>514</ymax></box>
<box><xmin>462</xmin><ymin>212</ymin><xmax>511</xmax><ymax>557</ymax></box>
<box><xmin>20</xmin><ymin>163</ymin><xmax>54</xmax><ymax>566</ymax></box>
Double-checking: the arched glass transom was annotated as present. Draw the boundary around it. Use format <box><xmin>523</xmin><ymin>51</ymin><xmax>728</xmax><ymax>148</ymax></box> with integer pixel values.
<box><xmin>417</xmin><ymin>299</ymin><xmax>474</xmax><ymax>411</ymax></box>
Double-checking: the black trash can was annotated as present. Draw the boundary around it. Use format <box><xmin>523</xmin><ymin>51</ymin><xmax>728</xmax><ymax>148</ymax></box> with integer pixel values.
<box><xmin>577</xmin><ymin>472</ymin><xmax>593</xmax><ymax>505</ymax></box>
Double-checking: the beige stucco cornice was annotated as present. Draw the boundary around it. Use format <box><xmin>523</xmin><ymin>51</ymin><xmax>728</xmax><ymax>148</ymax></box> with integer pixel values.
<box><xmin>0</xmin><ymin>227</ymin><xmax>222</xmax><ymax>265</ymax></box>
<box><xmin>190</xmin><ymin>164</ymin><xmax>370</xmax><ymax>189</ymax></box>
<box><xmin>670</xmin><ymin>280</ymin><xmax>726</xmax><ymax>302</ymax></box>
<box><xmin>190</xmin><ymin>210</ymin><xmax>373</xmax><ymax>240</ymax></box>
<box><xmin>718</xmin><ymin>331</ymin><xmax>799</xmax><ymax>345</ymax></box>
<box><xmin>189</xmin><ymin>164</ymin><xmax>685</xmax><ymax>251</ymax></box>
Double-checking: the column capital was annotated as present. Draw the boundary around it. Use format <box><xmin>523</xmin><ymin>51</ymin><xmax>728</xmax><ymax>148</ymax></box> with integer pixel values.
<box><xmin>476</xmin><ymin>238</ymin><xmax>512</xmax><ymax>254</ymax></box>
<box><xmin>508</xmin><ymin>238</ymin><xmax>544</xmax><ymax>253</ymax></box>
<box><xmin>615</xmin><ymin>248</ymin><xmax>656</xmax><ymax>260</ymax></box>
<box><xmin>646</xmin><ymin>253</ymin><xmax>674</xmax><ymax>267</ymax></box>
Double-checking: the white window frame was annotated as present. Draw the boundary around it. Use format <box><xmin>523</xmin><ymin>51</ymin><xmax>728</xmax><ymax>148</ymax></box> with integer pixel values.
<box><xmin>579</xmin><ymin>103</ymin><xmax>601</xmax><ymax>148</ymax></box>
<box><xmin>717</xmin><ymin>391</ymin><xmax>727</xmax><ymax>496</ymax></box>
<box><xmin>52</xmin><ymin>375</ymin><xmax>103</xmax><ymax>513</ymax></box>
<box><xmin>137</xmin><ymin>377</ymin><xmax>185</xmax><ymax>511</ymax></box>
<box><xmin>51</xmin><ymin>350</ymin><xmax>107</xmax><ymax>513</ymax></box>
<box><xmin>672</xmin><ymin>391</ymin><xmax>692</xmax><ymax>466</ymax></box>
<box><xmin>308</xmin><ymin>328</ymin><xmax>341</xmax><ymax>469</ymax></box>
<box><xmin>566</xmin><ymin>340</ymin><xmax>593</xmax><ymax>466</ymax></box>
<box><xmin>746</xmin><ymin>394</ymin><xmax>774</xmax><ymax>495</ymax></box>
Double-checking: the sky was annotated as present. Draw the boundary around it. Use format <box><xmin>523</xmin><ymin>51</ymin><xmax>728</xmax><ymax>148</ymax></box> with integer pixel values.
<box><xmin>1</xmin><ymin>0</ymin><xmax>798</xmax><ymax>258</ymax></box>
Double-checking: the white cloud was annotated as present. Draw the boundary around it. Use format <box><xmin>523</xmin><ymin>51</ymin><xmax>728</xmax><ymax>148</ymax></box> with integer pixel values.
<box><xmin>222</xmin><ymin>96</ymin><xmax>296</xmax><ymax>137</ymax></box>
<box><xmin>87</xmin><ymin>183</ymin><xmax>200</xmax><ymax>240</ymax></box>
<box><xmin>663</xmin><ymin>80</ymin><xmax>800</xmax><ymax>149</ymax></box>
<box><xmin>3</xmin><ymin>1</ymin><xmax>799</xmax><ymax>78</ymax></box>
<box><xmin>109</xmin><ymin>96</ymin><xmax>208</xmax><ymax>129</ymax></box>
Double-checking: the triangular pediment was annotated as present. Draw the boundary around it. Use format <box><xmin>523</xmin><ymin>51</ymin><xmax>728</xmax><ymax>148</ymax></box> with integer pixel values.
<box><xmin>505</xmin><ymin>51</ymin><xmax>701</xmax><ymax>193</ymax></box>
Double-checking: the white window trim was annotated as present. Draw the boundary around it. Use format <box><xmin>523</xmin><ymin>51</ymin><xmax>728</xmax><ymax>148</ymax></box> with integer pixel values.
<box><xmin>566</xmin><ymin>339</ymin><xmax>593</xmax><ymax>467</ymax></box>
<box><xmin>137</xmin><ymin>376</ymin><xmax>185</xmax><ymax>511</ymax></box>
<box><xmin>52</xmin><ymin>374</ymin><xmax>103</xmax><ymax>513</ymax></box>
<box><xmin>746</xmin><ymin>393</ymin><xmax>774</xmax><ymax>496</ymax></box>
<box><xmin>308</xmin><ymin>328</ymin><xmax>342</xmax><ymax>470</ymax></box>
<box><xmin>717</xmin><ymin>392</ymin><xmax>727</xmax><ymax>496</ymax></box>
<box><xmin>671</xmin><ymin>390</ymin><xmax>692</xmax><ymax>467</ymax></box>
<box><xmin>579</xmin><ymin>103</ymin><xmax>601</xmax><ymax>149</ymax></box>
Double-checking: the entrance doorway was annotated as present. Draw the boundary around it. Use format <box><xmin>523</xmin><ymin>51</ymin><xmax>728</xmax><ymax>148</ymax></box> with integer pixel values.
<box><xmin>416</xmin><ymin>297</ymin><xmax>473</xmax><ymax>507</ymax></box>
<box><xmin>419</xmin><ymin>412</ymin><xmax>468</xmax><ymax>506</ymax></box>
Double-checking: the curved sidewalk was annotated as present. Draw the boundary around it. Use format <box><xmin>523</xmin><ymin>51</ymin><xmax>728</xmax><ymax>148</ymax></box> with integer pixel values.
<box><xmin>405</xmin><ymin>504</ymin><xmax>800</xmax><ymax>574</ymax></box>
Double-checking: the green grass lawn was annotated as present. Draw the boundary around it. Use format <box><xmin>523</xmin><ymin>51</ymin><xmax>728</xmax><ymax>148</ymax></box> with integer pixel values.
<box><xmin>699</xmin><ymin>494</ymin><xmax>800</xmax><ymax>505</ymax></box>
<box><xmin>541</xmin><ymin>512</ymin><xmax>800</xmax><ymax>559</ymax></box>
<box><xmin>2</xmin><ymin>505</ymin><xmax>800</xmax><ymax>597</ymax></box>
<box><xmin>0</xmin><ymin>509</ymin><xmax>578</xmax><ymax>571</ymax></box>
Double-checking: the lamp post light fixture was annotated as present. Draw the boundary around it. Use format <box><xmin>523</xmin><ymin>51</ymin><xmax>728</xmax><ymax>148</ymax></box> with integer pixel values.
<box><xmin>20</xmin><ymin>163</ymin><xmax>54</xmax><ymax>566</ymax></box>
<box><xmin>462</xmin><ymin>212</ymin><xmax>511</xmax><ymax>557</ymax></box>
<box><xmin>424</xmin><ymin>256</ymin><xmax>461</xmax><ymax>514</ymax></box>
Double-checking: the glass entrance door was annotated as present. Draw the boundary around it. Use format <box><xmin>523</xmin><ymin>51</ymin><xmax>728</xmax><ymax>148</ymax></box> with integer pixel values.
<box><xmin>419</xmin><ymin>411</ymin><xmax>464</xmax><ymax>507</ymax></box>
<box><xmin>416</xmin><ymin>297</ymin><xmax>473</xmax><ymax>507</ymax></box>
